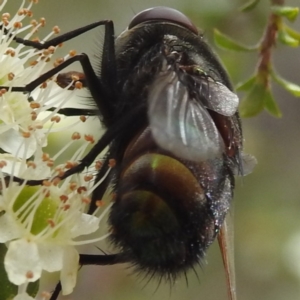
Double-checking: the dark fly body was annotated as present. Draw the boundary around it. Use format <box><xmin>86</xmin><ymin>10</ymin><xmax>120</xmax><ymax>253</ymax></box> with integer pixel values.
<box><xmin>1</xmin><ymin>7</ymin><xmax>255</xmax><ymax>300</ymax></box>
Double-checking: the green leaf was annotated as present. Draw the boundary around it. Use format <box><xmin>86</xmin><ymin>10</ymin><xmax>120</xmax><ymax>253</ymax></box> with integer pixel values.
<box><xmin>239</xmin><ymin>82</ymin><xmax>266</xmax><ymax>117</ymax></box>
<box><xmin>264</xmin><ymin>88</ymin><xmax>282</xmax><ymax>117</ymax></box>
<box><xmin>213</xmin><ymin>29</ymin><xmax>258</xmax><ymax>51</ymax></box>
<box><xmin>0</xmin><ymin>244</ymin><xmax>17</xmax><ymax>300</ymax></box>
<box><xmin>278</xmin><ymin>28</ymin><xmax>299</xmax><ymax>47</ymax></box>
<box><xmin>283</xmin><ymin>24</ymin><xmax>300</xmax><ymax>41</ymax></box>
<box><xmin>236</xmin><ymin>75</ymin><xmax>256</xmax><ymax>91</ymax></box>
<box><xmin>272</xmin><ymin>6</ymin><xmax>299</xmax><ymax>22</ymax></box>
<box><xmin>272</xmin><ymin>71</ymin><xmax>300</xmax><ymax>97</ymax></box>
<box><xmin>239</xmin><ymin>0</ymin><xmax>260</xmax><ymax>12</ymax></box>
<box><xmin>27</xmin><ymin>281</ymin><xmax>39</xmax><ymax>298</ymax></box>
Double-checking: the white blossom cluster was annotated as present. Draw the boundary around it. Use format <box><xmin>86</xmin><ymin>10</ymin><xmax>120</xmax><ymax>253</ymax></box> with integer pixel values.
<box><xmin>0</xmin><ymin>1</ymin><xmax>109</xmax><ymax>299</ymax></box>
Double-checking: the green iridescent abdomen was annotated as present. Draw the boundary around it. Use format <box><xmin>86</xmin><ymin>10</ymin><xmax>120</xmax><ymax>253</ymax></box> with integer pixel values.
<box><xmin>109</xmin><ymin>127</ymin><xmax>233</xmax><ymax>277</ymax></box>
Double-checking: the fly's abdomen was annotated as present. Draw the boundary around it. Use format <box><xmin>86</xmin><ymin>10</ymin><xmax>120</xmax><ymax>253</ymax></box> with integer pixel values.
<box><xmin>109</xmin><ymin>127</ymin><xmax>231</xmax><ymax>277</ymax></box>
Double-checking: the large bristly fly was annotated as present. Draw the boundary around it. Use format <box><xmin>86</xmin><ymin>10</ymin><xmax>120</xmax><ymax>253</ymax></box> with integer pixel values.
<box><xmin>1</xmin><ymin>6</ymin><xmax>255</xmax><ymax>300</ymax></box>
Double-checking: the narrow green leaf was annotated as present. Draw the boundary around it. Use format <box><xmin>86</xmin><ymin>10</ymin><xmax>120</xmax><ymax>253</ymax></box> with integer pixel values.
<box><xmin>284</xmin><ymin>24</ymin><xmax>300</xmax><ymax>41</ymax></box>
<box><xmin>272</xmin><ymin>6</ymin><xmax>299</xmax><ymax>22</ymax></box>
<box><xmin>264</xmin><ymin>88</ymin><xmax>282</xmax><ymax>117</ymax></box>
<box><xmin>278</xmin><ymin>28</ymin><xmax>299</xmax><ymax>47</ymax></box>
<box><xmin>236</xmin><ymin>75</ymin><xmax>256</xmax><ymax>91</ymax></box>
<box><xmin>239</xmin><ymin>0</ymin><xmax>260</xmax><ymax>12</ymax></box>
<box><xmin>214</xmin><ymin>29</ymin><xmax>258</xmax><ymax>52</ymax></box>
<box><xmin>239</xmin><ymin>83</ymin><xmax>265</xmax><ymax>117</ymax></box>
<box><xmin>272</xmin><ymin>71</ymin><xmax>300</xmax><ymax>97</ymax></box>
<box><xmin>0</xmin><ymin>244</ymin><xmax>17</xmax><ymax>300</ymax></box>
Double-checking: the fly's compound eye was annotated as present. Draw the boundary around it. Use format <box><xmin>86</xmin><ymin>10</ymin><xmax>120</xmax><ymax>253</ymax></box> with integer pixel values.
<box><xmin>128</xmin><ymin>6</ymin><xmax>198</xmax><ymax>34</ymax></box>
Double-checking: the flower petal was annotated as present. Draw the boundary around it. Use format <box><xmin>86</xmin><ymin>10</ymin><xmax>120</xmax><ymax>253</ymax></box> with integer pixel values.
<box><xmin>71</xmin><ymin>213</ymin><xmax>100</xmax><ymax>237</ymax></box>
<box><xmin>5</xmin><ymin>239</ymin><xmax>42</xmax><ymax>285</ymax></box>
<box><xmin>0</xmin><ymin>129</ymin><xmax>37</xmax><ymax>158</ymax></box>
<box><xmin>38</xmin><ymin>243</ymin><xmax>63</xmax><ymax>272</ymax></box>
<box><xmin>60</xmin><ymin>246</ymin><xmax>79</xmax><ymax>295</ymax></box>
<box><xmin>0</xmin><ymin>213</ymin><xmax>22</xmax><ymax>242</ymax></box>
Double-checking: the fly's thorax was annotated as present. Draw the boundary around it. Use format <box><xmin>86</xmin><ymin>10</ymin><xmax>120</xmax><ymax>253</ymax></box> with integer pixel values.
<box><xmin>116</xmin><ymin>22</ymin><xmax>232</xmax><ymax>87</ymax></box>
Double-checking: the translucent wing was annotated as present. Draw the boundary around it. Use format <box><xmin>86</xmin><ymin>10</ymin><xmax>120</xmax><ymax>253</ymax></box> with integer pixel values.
<box><xmin>234</xmin><ymin>152</ymin><xmax>257</xmax><ymax>176</ymax></box>
<box><xmin>194</xmin><ymin>77</ymin><xmax>239</xmax><ymax>116</ymax></box>
<box><xmin>147</xmin><ymin>70</ymin><xmax>224</xmax><ymax>162</ymax></box>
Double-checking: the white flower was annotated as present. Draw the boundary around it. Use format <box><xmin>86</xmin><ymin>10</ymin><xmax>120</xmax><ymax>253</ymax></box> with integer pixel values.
<box><xmin>0</xmin><ymin>0</ymin><xmax>86</xmax><ymax>159</ymax></box>
<box><xmin>0</xmin><ymin>1</ymin><xmax>110</xmax><ymax>299</ymax></box>
<box><xmin>0</xmin><ymin>151</ymin><xmax>111</xmax><ymax>295</ymax></box>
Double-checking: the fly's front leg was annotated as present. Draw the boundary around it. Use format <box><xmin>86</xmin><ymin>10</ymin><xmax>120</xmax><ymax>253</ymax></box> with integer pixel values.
<box><xmin>1</xmin><ymin>20</ymin><xmax>118</xmax><ymax>187</ymax></box>
<box><xmin>1</xmin><ymin>20</ymin><xmax>116</xmax><ymax>123</ymax></box>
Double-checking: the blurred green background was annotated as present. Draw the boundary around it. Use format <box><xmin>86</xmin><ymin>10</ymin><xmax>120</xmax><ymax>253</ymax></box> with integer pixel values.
<box><xmin>5</xmin><ymin>0</ymin><xmax>300</xmax><ymax>299</ymax></box>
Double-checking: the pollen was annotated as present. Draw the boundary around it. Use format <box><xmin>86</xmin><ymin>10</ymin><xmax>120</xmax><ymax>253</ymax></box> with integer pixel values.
<box><xmin>40</xmin><ymin>82</ymin><xmax>47</xmax><ymax>89</ymax></box>
<box><xmin>84</xmin><ymin>134</ymin><xmax>95</xmax><ymax>144</ymax></box>
<box><xmin>42</xmin><ymin>180</ymin><xmax>52</xmax><ymax>187</ymax></box>
<box><xmin>2</xmin><ymin>13</ymin><xmax>10</xmax><ymax>20</ymax></box>
<box><xmin>48</xmin><ymin>46</ymin><xmax>56</xmax><ymax>54</ymax></box>
<box><xmin>26</xmin><ymin>10</ymin><xmax>33</xmax><ymax>17</ymax></box>
<box><xmin>30</xmin><ymin>101</ymin><xmax>41</xmax><ymax>109</ymax></box>
<box><xmin>42</xmin><ymin>48</ymin><xmax>51</xmax><ymax>56</ymax></box>
<box><xmin>31</xmin><ymin>37</ymin><xmax>40</xmax><ymax>43</ymax></box>
<box><xmin>53</xmin><ymin>26</ymin><xmax>60</xmax><ymax>34</ymax></box>
<box><xmin>2</xmin><ymin>18</ymin><xmax>9</xmax><ymax>26</ymax></box>
<box><xmin>75</xmin><ymin>81</ymin><xmax>83</xmax><ymax>89</ymax></box>
<box><xmin>31</xmin><ymin>111</ymin><xmax>37</xmax><ymax>121</ymax></box>
<box><xmin>54</xmin><ymin>166</ymin><xmax>64</xmax><ymax>174</ymax></box>
<box><xmin>84</xmin><ymin>174</ymin><xmax>93</xmax><ymax>182</ymax></box>
<box><xmin>82</xmin><ymin>197</ymin><xmax>91</xmax><ymax>204</ymax></box>
<box><xmin>13</xmin><ymin>21</ymin><xmax>22</xmax><ymax>29</ymax></box>
<box><xmin>47</xmin><ymin>219</ymin><xmax>55</xmax><ymax>228</ymax></box>
<box><xmin>51</xmin><ymin>116</ymin><xmax>61</xmax><ymax>123</ymax></box>
<box><xmin>39</xmin><ymin>17</ymin><xmax>46</xmax><ymax>27</ymax></box>
<box><xmin>0</xmin><ymin>160</ymin><xmax>7</xmax><ymax>168</ymax></box>
<box><xmin>69</xmin><ymin>182</ymin><xmax>77</xmax><ymax>191</ymax></box>
<box><xmin>54</xmin><ymin>57</ymin><xmax>64</xmax><ymax>67</ymax></box>
<box><xmin>30</xmin><ymin>60</ymin><xmax>38</xmax><ymax>66</ymax></box>
<box><xmin>46</xmin><ymin>160</ymin><xmax>54</xmax><ymax>167</ymax></box>
<box><xmin>18</xmin><ymin>9</ymin><xmax>25</xmax><ymax>16</ymax></box>
<box><xmin>77</xmin><ymin>186</ymin><xmax>87</xmax><ymax>194</ymax></box>
<box><xmin>80</xmin><ymin>116</ymin><xmax>87</xmax><ymax>122</ymax></box>
<box><xmin>33</xmin><ymin>122</ymin><xmax>43</xmax><ymax>130</ymax></box>
<box><xmin>7</xmin><ymin>72</ymin><xmax>15</xmax><ymax>81</ymax></box>
<box><xmin>27</xmin><ymin>161</ymin><xmax>37</xmax><ymax>169</ymax></box>
<box><xmin>22</xmin><ymin>131</ymin><xmax>31</xmax><ymax>138</ymax></box>
<box><xmin>30</xmin><ymin>19</ymin><xmax>38</xmax><ymax>27</ymax></box>
<box><xmin>95</xmin><ymin>160</ymin><xmax>103</xmax><ymax>170</ymax></box>
<box><xmin>26</xmin><ymin>271</ymin><xmax>34</xmax><ymax>279</ymax></box>
<box><xmin>42</xmin><ymin>152</ymin><xmax>50</xmax><ymax>161</ymax></box>
<box><xmin>95</xmin><ymin>200</ymin><xmax>104</xmax><ymax>207</ymax></box>
<box><xmin>69</xmin><ymin>50</ymin><xmax>76</xmax><ymax>57</ymax></box>
<box><xmin>63</xmin><ymin>204</ymin><xmax>70</xmax><ymax>211</ymax></box>
<box><xmin>0</xmin><ymin>89</ymin><xmax>7</xmax><ymax>96</ymax></box>
<box><xmin>60</xmin><ymin>195</ymin><xmax>69</xmax><ymax>202</ymax></box>
<box><xmin>65</xmin><ymin>161</ymin><xmax>78</xmax><ymax>169</ymax></box>
<box><xmin>52</xmin><ymin>177</ymin><xmax>61</xmax><ymax>186</ymax></box>
<box><xmin>109</xmin><ymin>159</ymin><xmax>116</xmax><ymax>168</ymax></box>
<box><xmin>5</xmin><ymin>49</ymin><xmax>15</xmax><ymax>57</ymax></box>
<box><xmin>72</xmin><ymin>132</ymin><xmax>81</xmax><ymax>140</ymax></box>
